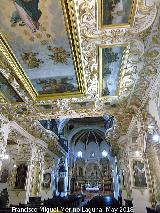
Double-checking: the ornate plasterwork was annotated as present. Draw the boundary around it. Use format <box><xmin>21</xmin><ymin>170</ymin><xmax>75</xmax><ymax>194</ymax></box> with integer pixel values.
<box><xmin>77</xmin><ymin>0</ymin><xmax>157</xmax><ymax>99</ymax></box>
<box><xmin>0</xmin><ymin>33</ymin><xmax>146</xmax><ymax>120</ymax></box>
<box><xmin>127</xmin><ymin>8</ymin><xmax>160</xmax><ymax>135</ymax></box>
<box><xmin>11</xmin><ymin>120</ymin><xmax>66</xmax><ymax>156</ymax></box>
<box><xmin>0</xmin><ymin>92</ymin><xmax>7</xmax><ymax>103</ymax></box>
<box><xmin>78</xmin><ymin>0</ymin><xmax>157</xmax><ymax>36</ymax></box>
<box><xmin>0</xmin><ymin>0</ymin><xmax>86</xmax><ymax>101</ymax></box>
<box><xmin>106</xmin><ymin>5</ymin><xmax>159</xmax><ymax>143</ymax></box>
<box><xmin>0</xmin><ymin>36</ymin><xmax>35</xmax><ymax>102</ymax></box>
<box><xmin>0</xmin><ymin>0</ymin><xmax>158</xmax><ymax>156</ymax></box>
<box><xmin>0</xmin><ymin>0</ymin><xmax>157</xmax><ymax>109</ymax></box>
<box><xmin>1</xmin><ymin>117</ymin><xmax>66</xmax><ymax>159</ymax></box>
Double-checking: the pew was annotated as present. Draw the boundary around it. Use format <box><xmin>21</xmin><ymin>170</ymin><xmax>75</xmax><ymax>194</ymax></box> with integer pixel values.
<box><xmin>0</xmin><ymin>195</ymin><xmax>84</xmax><ymax>213</ymax></box>
<box><xmin>124</xmin><ymin>199</ymin><xmax>133</xmax><ymax>207</ymax></box>
<box><xmin>146</xmin><ymin>207</ymin><xmax>159</xmax><ymax>213</ymax></box>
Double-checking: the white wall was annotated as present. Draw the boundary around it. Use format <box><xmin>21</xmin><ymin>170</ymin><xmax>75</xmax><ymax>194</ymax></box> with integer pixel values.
<box><xmin>132</xmin><ymin>189</ymin><xmax>150</xmax><ymax>213</ymax></box>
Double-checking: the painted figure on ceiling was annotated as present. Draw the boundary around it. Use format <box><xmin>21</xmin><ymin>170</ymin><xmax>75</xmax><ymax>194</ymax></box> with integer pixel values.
<box><xmin>13</xmin><ymin>0</ymin><xmax>42</xmax><ymax>32</ymax></box>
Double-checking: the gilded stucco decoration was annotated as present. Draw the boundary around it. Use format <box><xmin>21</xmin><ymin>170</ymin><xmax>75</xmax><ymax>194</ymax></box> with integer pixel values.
<box><xmin>77</xmin><ymin>0</ymin><xmax>157</xmax><ymax>100</ymax></box>
<box><xmin>0</xmin><ymin>50</ymin><xmax>31</xmax><ymax>102</ymax></box>
<box><xmin>0</xmin><ymin>0</ymin><xmax>156</xmax><ymax>106</ymax></box>
<box><xmin>105</xmin><ymin>5</ymin><xmax>159</xmax><ymax>147</ymax></box>
<box><xmin>0</xmin><ymin>0</ymin><xmax>159</xmax><ymax>158</ymax></box>
<box><xmin>0</xmin><ymin>34</ymin><xmax>37</xmax><ymax>101</ymax></box>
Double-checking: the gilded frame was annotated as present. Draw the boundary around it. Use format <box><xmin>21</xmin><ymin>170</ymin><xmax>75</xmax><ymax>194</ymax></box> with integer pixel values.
<box><xmin>97</xmin><ymin>0</ymin><xmax>137</xmax><ymax>29</ymax></box>
<box><xmin>132</xmin><ymin>160</ymin><xmax>147</xmax><ymax>188</ymax></box>
<box><xmin>98</xmin><ymin>44</ymin><xmax>129</xmax><ymax>98</ymax></box>
<box><xmin>0</xmin><ymin>91</ymin><xmax>8</xmax><ymax>103</ymax></box>
<box><xmin>0</xmin><ymin>0</ymin><xmax>86</xmax><ymax>102</ymax></box>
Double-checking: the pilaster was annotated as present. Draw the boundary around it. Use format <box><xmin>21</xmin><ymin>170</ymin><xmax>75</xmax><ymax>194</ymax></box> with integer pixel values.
<box><xmin>0</xmin><ymin>117</ymin><xmax>10</xmax><ymax>173</ymax></box>
<box><xmin>25</xmin><ymin>144</ymin><xmax>45</xmax><ymax>203</ymax></box>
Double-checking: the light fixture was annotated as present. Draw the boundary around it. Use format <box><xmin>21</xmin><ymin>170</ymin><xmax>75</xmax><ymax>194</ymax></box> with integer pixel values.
<box><xmin>13</xmin><ymin>164</ymin><xmax>17</xmax><ymax>168</ymax></box>
<box><xmin>105</xmin><ymin>196</ymin><xmax>112</xmax><ymax>202</ymax></box>
<box><xmin>102</xmin><ymin>150</ymin><xmax>108</xmax><ymax>157</ymax></box>
<box><xmin>0</xmin><ymin>154</ymin><xmax>4</xmax><ymax>159</ymax></box>
<box><xmin>77</xmin><ymin>151</ymin><xmax>82</xmax><ymax>158</ymax></box>
<box><xmin>135</xmin><ymin>151</ymin><xmax>141</xmax><ymax>157</ymax></box>
<box><xmin>4</xmin><ymin>154</ymin><xmax>9</xmax><ymax>160</ymax></box>
<box><xmin>153</xmin><ymin>134</ymin><xmax>159</xmax><ymax>142</ymax></box>
<box><xmin>91</xmin><ymin>152</ymin><xmax>95</xmax><ymax>158</ymax></box>
<box><xmin>148</xmin><ymin>124</ymin><xmax>154</xmax><ymax>129</ymax></box>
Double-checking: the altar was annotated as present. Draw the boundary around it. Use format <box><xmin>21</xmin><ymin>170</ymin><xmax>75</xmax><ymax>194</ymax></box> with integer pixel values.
<box><xmin>86</xmin><ymin>187</ymin><xmax>99</xmax><ymax>191</ymax></box>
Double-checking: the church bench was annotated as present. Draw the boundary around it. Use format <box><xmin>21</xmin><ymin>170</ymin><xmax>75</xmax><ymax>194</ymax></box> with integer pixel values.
<box><xmin>146</xmin><ymin>207</ymin><xmax>159</xmax><ymax>213</ymax></box>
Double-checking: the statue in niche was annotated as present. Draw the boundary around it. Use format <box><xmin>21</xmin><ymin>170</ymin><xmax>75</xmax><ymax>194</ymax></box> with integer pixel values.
<box><xmin>103</xmin><ymin>168</ymin><xmax>108</xmax><ymax>176</ymax></box>
<box><xmin>79</xmin><ymin>167</ymin><xmax>83</xmax><ymax>177</ymax></box>
<box><xmin>0</xmin><ymin>188</ymin><xmax>9</xmax><ymax>207</ymax></box>
<box><xmin>42</xmin><ymin>173</ymin><xmax>51</xmax><ymax>189</ymax></box>
<box><xmin>104</xmin><ymin>115</ymin><xmax>114</xmax><ymax>129</ymax></box>
<box><xmin>0</xmin><ymin>169</ymin><xmax>9</xmax><ymax>183</ymax></box>
<box><xmin>70</xmin><ymin>177</ymin><xmax>76</xmax><ymax>193</ymax></box>
<box><xmin>58</xmin><ymin>177</ymin><xmax>64</xmax><ymax>196</ymax></box>
<box><xmin>15</xmin><ymin>164</ymin><xmax>27</xmax><ymax>189</ymax></box>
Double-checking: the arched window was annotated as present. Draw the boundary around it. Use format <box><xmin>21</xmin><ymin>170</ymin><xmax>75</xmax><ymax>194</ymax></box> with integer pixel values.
<box><xmin>102</xmin><ymin>150</ymin><xmax>108</xmax><ymax>157</ymax></box>
<box><xmin>77</xmin><ymin>151</ymin><xmax>82</xmax><ymax>158</ymax></box>
<box><xmin>90</xmin><ymin>152</ymin><xmax>95</xmax><ymax>158</ymax></box>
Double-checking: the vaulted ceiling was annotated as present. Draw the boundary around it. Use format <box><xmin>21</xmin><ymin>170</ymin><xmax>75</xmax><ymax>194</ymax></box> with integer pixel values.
<box><xmin>0</xmin><ymin>0</ymin><xmax>159</xmax><ymax>148</ymax></box>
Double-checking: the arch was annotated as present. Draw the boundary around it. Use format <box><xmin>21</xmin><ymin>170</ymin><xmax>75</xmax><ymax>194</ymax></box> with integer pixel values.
<box><xmin>68</xmin><ymin>126</ymin><xmax>105</xmax><ymax>145</ymax></box>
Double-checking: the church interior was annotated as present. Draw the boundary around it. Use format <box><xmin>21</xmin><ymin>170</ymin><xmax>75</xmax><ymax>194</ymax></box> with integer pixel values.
<box><xmin>0</xmin><ymin>0</ymin><xmax>160</xmax><ymax>213</ymax></box>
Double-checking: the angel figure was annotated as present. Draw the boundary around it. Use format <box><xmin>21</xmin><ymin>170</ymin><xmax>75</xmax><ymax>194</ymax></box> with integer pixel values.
<box><xmin>12</xmin><ymin>0</ymin><xmax>42</xmax><ymax>32</ymax></box>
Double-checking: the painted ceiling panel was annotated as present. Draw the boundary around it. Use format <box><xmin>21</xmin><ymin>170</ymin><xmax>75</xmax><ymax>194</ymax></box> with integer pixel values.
<box><xmin>102</xmin><ymin>0</ymin><xmax>133</xmax><ymax>26</ymax></box>
<box><xmin>100</xmin><ymin>46</ymin><xmax>126</xmax><ymax>97</ymax></box>
<box><xmin>0</xmin><ymin>0</ymin><xmax>78</xmax><ymax>95</ymax></box>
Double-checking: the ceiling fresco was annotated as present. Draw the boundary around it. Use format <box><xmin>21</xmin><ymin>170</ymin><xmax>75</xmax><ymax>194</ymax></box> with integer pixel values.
<box><xmin>99</xmin><ymin>0</ymin><xmax>135</xmax><ymax>27</ymax></box>
<box><xmin>99</xmin><ymin>46</ymin><xmax>126</xmax><ymax>97</ymax></box>
<box><xmin>0</xmin><ymin>0</ymin><xmax>158</xmax><ymax>124</ymax></box>
<box><xmin>0</xmin><ymin>0</ymin><xmax>79</xmax><ymax>96</ymax></box>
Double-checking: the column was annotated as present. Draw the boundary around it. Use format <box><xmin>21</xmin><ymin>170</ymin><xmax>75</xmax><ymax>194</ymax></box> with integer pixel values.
<box><xmin>0</xmin><ymin>118</ymin><xmax>9</xmax><ymax>174</ymax></box>
<box><xmin>58</xmin><ymin>157</ymin><xmax>68</xmax><ymax>197</ymax></box>
<box><xmin>25</xmin><ymin>144</ymin><xmax>45</xmax><ymax>203</ymax></box>
<box><xmin>31</xmin><ymin>148</ymin><xmax>44</xmax><ymax>197</ymax></box>
<box><xmin>53</xmin><ymin>158</ymin><xmax>59</xmax><ymax>196</ymax></box>
<box><xmin>67</xmin><ymin>166</ymin><xmax>72</xmax><ymax>195</ymax></box>
<box><xmin>125</xmin><ymin>157</ymin><xmax>132</xmax><ymax>199</ymax></box>
<box><xmin>65</xmin><ymin>157</ymin><xmax>69</xmax><ymax>195</ymax></box>
<box><xmin>144</xmin><ymin>151</ymin><xmax>156</xmax><ymax>207</ymax></box>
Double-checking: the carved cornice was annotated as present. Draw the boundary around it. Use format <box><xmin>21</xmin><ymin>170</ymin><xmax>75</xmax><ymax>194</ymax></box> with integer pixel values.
<box><xmin>0</xmin><ymin>35</ymin><xmax>36</xmax><ymax>101</ymax></box>
<box><xmin>127</xmin><ymin>10</ymin><xmax>160</xmax><ymax>136</ymax></box>
<box><xmin>130</xmin><ymin>0</ymin><xmax>157</xmax><ymax>33</ymax></box>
